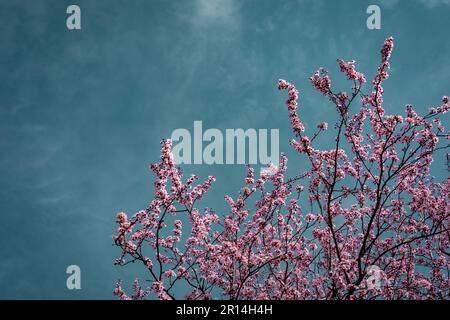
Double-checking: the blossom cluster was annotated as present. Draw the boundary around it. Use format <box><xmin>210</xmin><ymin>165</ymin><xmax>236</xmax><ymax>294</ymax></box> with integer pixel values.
<box><xmin>113</xmin><ymin>37</ymin><xmax>449</xmax><ymax>300</ymax></box>
<box><xmin>310</xmin><ymin>68</ymin><xmax>331</xmax><ymax>96</ymax></box>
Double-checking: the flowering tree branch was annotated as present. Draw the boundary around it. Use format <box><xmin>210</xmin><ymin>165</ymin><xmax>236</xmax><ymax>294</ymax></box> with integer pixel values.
<box><xmin>113</xmin><ymin>37</ymin><xmax>449</xmax><ymax>300</ymax></box>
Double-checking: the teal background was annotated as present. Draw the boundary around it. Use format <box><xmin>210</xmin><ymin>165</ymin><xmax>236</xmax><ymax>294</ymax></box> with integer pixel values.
<box><xmin>0</xmin><ymin>0</ymin><xmax>448</xmax><ymax>299</ymax></box>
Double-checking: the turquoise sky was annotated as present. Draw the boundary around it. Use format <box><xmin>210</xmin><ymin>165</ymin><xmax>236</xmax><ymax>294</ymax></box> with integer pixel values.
<box><xmin>0</xmin><ymin>0</ymin><xmax>449</xmax><ymax>299</ymax></box>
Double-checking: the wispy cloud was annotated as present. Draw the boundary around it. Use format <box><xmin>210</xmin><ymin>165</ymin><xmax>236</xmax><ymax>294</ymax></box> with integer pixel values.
<box><xmin>378</xmin><ymin>0</ymin><xmax>401</xmax><ymax>9</ymax></box>
<box><xmin>36</xmin><ymin>192</ymin><xmax>75</xmax><ymax>205</ymax></box>
<box><xmin>379</xmin><ymin>0</ymin><xmax>450</xmax><ymax>8</ymax></box>
<box><xmin>175</xmin><ymin>0</ymin><xmax>241</xmax><ymax>28</ymax></box>
<box><xmin>419</xmin><ymin>0</ymin><xmax>450</xmax><ymax>7</ymax></box>
<box><xmin>196</xmin><ymin>0</ymin><xmax>236</xmax><ymax>19</ymax></box>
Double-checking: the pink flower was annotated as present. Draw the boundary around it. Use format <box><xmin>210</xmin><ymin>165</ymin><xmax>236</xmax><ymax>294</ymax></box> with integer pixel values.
<box><xmin>443</xmin><ymin>96</ymin><xmax>449</xmax><ymax>104</ymax></box>
<box><xmin>381</xmin><ymin>37</ymin><xmax>394</xmax><ymax>63</ymax></box>
<box><xmin>116</xmin><ymin>212</ymin><xmax>127</xmax><ymax>224</ymax></box>
<box><xmin>163</xmin><ymin>269</ymin><xmax>176</xmax><ymax>278</ymax></box>
<box><xmin>310</xmin><ymin>68</ymin><xmax>331</xmax><ymax>96</ymax></box>
<box><xmin>113</xmin><ymin>279</ymin><xmax>129</xmax><ymax>300</ymax></box>
<box><xmin>305</xmin><ymin>213</ymin><xmax>317</xmax><ymax>223</ymax></box>
<box><xmin>337</xmin><ymin>59</ymin><xmax>366</xmax><ymax>84</ymax></box>
<box><xmin>278</xmin><ymin>79</ymin><xmax>305</xmax><ymax>134</ymax></box>
<box><xmin>245</xmin><ymin>166</ymin><xmax>254</xmax><ymax>185</ymax></box>
<box><xmin>317</xmin><ymin>122</ymin><xmax>328</xmax><ymax>130</ymax></box>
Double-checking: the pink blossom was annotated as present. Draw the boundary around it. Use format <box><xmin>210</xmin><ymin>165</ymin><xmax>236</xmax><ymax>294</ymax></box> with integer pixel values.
<box><xmin>337</xmin><ymin>59</ymin><xmax>366</xmax><ymax>83</ymax></box>
<box><xmin>278</xmin><ymin>79</ymin><xmax>305</xmax><ymax>134</ymax></box>
<box><xmin>116</xmin><ymin>212</ymin><xmax>127</xmax><ymax>224</ymax></box>
<box><xmin>310</xmin><ymin>68</ymin><xmax>331</xmax><ymax>96</ymax></box>
<box><xmin>317</xmin><ymin>122</ymin><xmax>328</xmax><ymax>130</ymax></box>
<box><xmin>245</xmin><ymin>165</ymin><xmax>254</xmax><ymax>185</ymax></box>
<box><xmin>163</xmin><ymin>269</ymin><xmax>176</xmax><ymax>278</ymax></box>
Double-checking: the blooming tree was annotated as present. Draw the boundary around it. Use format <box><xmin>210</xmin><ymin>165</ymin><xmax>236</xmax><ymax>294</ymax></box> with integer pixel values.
<box><xmin>113</xmin><ymin>37</ymin><xmax>449</xmax><ymax>300</ymax></box>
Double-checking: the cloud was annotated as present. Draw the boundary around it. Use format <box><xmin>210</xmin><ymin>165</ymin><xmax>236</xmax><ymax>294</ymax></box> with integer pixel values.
<box><xmin>419</xmin><ymin>0</ymin><xmax>450</xmax><ymax>7</ymax></box>
<box><xmin>176</xmin><ymin>0</ymin><xmax>241</xmax><ymax>28</ymax></box>
<box><xmin>36</xmin><ymin>192</ymin><xmax>74</xmax><ymax>205</ymax></box>
<box><xmin>196</xmin><ymin>0</ymin><xmax>236</xmax><ymax>19</ymax></box>
<box><xmin>378</xmin><ymin>0</ymin><xmax>450</xmax><ymax>9</ymax></box>
<box><xmin>378</xmin><ymin>0</ymin><xmax>401</xmax><ymax>9</ymax></box>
